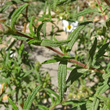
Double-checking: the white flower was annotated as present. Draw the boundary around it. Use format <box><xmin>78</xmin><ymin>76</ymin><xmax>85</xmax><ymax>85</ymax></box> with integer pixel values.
<box><xmin>62</xmin><ymin>20</ymin><xmax>78</xmax><ymax>33</ymax></box>
<box><xmin>60</xmin><ymin>16</ymin><xmax>62</xmax><ymax>20</ymax></box>
<box><xmin>0</xmin><ymin>84</ymin><xmax>2</xmax><ymax>89</ymax></box>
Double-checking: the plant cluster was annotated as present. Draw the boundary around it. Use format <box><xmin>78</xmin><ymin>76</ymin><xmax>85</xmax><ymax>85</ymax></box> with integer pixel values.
<box><xmin>0</xmin><ymin>0</ymin><xmax>110</xmax><ymax>110</ymax></box>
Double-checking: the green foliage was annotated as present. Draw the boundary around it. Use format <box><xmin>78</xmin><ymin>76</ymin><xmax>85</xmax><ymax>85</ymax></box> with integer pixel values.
<box><xmin>41</xmin><ymin>39</ymin><xmax>70</xmax><ymax>47</ymax></box>
<box><xmin>73</xmin><ymin>8</ymin><xmax>98</xmax><ymax>19</ymax></box>
<box><xmin>67</xmin><ymin>25</ymin><xmax>85</xmax><ymax>51</ymax></box>
<box><xmin>23</xmin><ymin>84</ymin><xmax>42</xmax><ymax>110</ymax></box>
<box><xmin>58</xmin><ymin>61</ymin><xmax>67</xmax><ymax>102</ymax></box>
<box><xmin>0</xmin><ymin>0</ymin><xmax>110</xmax><ymax>109</ymax></box>
<box><xmin>8</xmin><ymin>98</ymin><xmax>19</xmax><ymax>110</ymax></box>
<box><xmin>87</xmin><ymin>38</ymin><xmax>97</xmax><ymax>68</ymax></box>
<box><xmin>11</xmin><ymin>3</ymin><xmax>28</xmax><ymax>29</ymax></box>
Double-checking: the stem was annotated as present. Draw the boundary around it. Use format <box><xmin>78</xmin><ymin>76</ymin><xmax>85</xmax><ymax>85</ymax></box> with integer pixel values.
<box><xmin>16</xmin><ymin>31</ymin><xmax>33</xmax><ymax>39</ymax></box>
<box><xmin>15</xmin><ymin>31</ymin><xmax>104</xmax><ymax>74</ymax></box>
<box><xmin>96</xmin><ymin>0</ymin><xmax>106</xmax><ymax>21</ymax></box>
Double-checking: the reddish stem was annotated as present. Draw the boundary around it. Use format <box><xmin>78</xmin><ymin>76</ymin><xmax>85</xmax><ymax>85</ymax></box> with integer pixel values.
<box><xmin>15</xmin><ymin>31</ymin><xmax>104</xmax><ymax>74</ymax></box>
<box><xmin>16</xmin><ymin>31</ymin><xmax>33</xmax><ymax>39</ymax></box>
<box><xmin>96</xmin><ymin>0</ymin><xmax>106</xmax><ymax>21</ymax></box>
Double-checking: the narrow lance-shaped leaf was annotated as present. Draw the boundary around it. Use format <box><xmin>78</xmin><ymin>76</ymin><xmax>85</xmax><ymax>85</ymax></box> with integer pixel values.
<box><xmin>42</xmin><ymin>58</ymin><xmax>59</xmax><ymax>64</ymax></box>
<box><xmin>58</xmin><ymin>61</ymin><xmax>67</xmax><ymax>102</ymax></box>
<box><xmin>37</xmin><ymin>23</ymin><xmax>44</xmax><ymax>40</ymax></box>
<box><xmin>66</xmin><ymin>67</ymin><xmax>86</xmax><ymax>85</ymax></box>
<box><xmin>41</xmin><ymin>39</ymin><xmax>70</xmax><ymax>47</ymax></box>
<box><xmin>62</xmin><ymin>100</ymin><xmax>86</xmax><ymax>107</ymax></box>
<box><xmin>37</xmin><ymin>105</ymin><xmax>48</xmax><ymax>110</ymax></box>
<box><xmin>8</xmin><ymin>97</ymin><xmax>19</xmax><ymax>110</ymax></box>
<box><xmin>42</xmin><ymin>22</ymin><xmax>46</xmax><ymax>38</ymax></box>
<box><xmin>87</xmin><ymin>38</ymin><xmax>97</xmax><ymax>68</ymax></box>
<box><xmin>23</xmin><ymin>84</ymin><xmax>42</xmax><ymax>110</ymax></box>
<box><xmin>0</xmin><ymin>1</ymin><xmax>12</xmax><ymax>12</ymax></box>
<box><xmin>6</xmin><ymin>39</ymin><xmax>17</xmax><ymax>51</ymax></box>
<box><xmin>11</xmin><ymin>3</ymin><xmax>28</xmax><ymax>29</ymax></box>
<box><xmin>42</xmin><ymin>56</ymin><xmax>74</xmax><ymax>64</ymax></box>
<box><xmin>29</xmin><ymin>16</ymin><xmax>35</xmax><ymax>37</ymax></box>
<box><xmin>92</xmin><ymin>79</ymin><xmax>110</xmax><ymax>110</ymax></box>
<box><xmin>95</xmin><ymin>42</ymin><xmax>109</xmax><ymax>59</ymax></box>
<box><xmin>67</xmin><ymin>25</ymin><xmax>85</xmax><ymax>51</ymax></box>
<box><xmin>44</xmin><ymin>88</ymin><xmax>59</xmax><ymax>99</ymax></box>
<box><xmin>73</xmin><ymin>8</ymin><xmax>97</xmax><ymax>18</ymax></box>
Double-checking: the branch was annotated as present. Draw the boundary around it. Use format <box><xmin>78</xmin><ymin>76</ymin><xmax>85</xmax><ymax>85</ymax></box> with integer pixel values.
<box><xmin>15</xmin><ymin>31</ymin><xmax>104</xmax><ymax>74</ymax></box>
<box><xmin>16</xmin><ymin>31</ymin><xmax>33</xmax><ymax>39</ymax></box>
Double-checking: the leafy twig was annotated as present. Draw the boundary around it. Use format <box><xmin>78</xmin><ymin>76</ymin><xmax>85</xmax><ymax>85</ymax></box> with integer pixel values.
<box><xmin>15</xmin><ymin>31</ymin><xmax>104</xmax><ymax>74</ymax></box>
<box><xmin>96</xmin><ymin>0</ymin><xmax>106</xmax><ymax>21</ymax></box>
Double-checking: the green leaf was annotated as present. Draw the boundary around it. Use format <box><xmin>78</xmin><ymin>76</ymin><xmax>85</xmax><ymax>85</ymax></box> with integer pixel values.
<box><xmin>96</xmin><ymin>95</ymin><xmax>108</xmax><ymax>103</ymax></box>
<box><xmin>41</xmin><ymin>39</ymin><xmax>70</xmax><ymax>47</ymax></box>
<box><xmin>44</xmin><ymin>88</ymin><xmax>59</xmax><ymax>105</ymax></box>
<box><xmin>23</xmin><ymin>84</ymin><xmax>42</xmax><ymax>110</ymax></box>
<box><xmin>44</xmin><ymin>88</ymin><xmax>59</xmax><ymax>99</ymax></box>
<box><xmin>11</xmin><ymin>34</ymin><xmax>28</xmax><ymax>40</ymax></box>
<box><xmin>92</xmin><ymin>80</ymin><xmax>110</xmax><ymax>110</ymax></box>
<box><xmin>42</xmin><ymin>58</ymin><xmax>59</xmax><ymax>64</ymax></box>
<box><xmin>67</xmin><ymin>25</ymin><xmax>85</xmax><ymax>51</ymax></box>
<box><xmin>66</xmin><ymin>67</ymin><xmax>84</xmax><ymax>84</ymax></box>
<box><xmin>5</xmin><ymin>49</ymin><xmax>10</xmax><ymax>65</ymax></box>
<box><xmin>37</xmin><ymin>105</ymin><xmax>48</xmax><ymax>110</ymax></box>
<box><xmin>42</xmin><ymin>22</ymin><xmax>46</xmax><ymax>37</ymax></box>
<box><xmin>42</xmin><ymin>56</ymin><xmax>74</xmax><ymax>64</ymax></box>
<box><xmin>6</xmin><ymin>39</ymin><xmax>17</xmax><ymax>51</ymax></box>
<box><xmin>29</xmin><ymin>16</ymin><xmax>35</xmax><ymax>37</ymax></box>
<box><xmin>58</xmin><ymin>61</ymin><xmax>67</xmax><ymax>102</ymax></box>
<box><xmin>37</xmin><ymin>23</ymin><xmax>44</xmax><ymax>40</ymax></box>
<box><xmin>73</xmin><ymin>8</ymin><xmax>97</xmax><ymax>18</ymax></box>
<box><xmin>92</xmin><ymin>98</ymin><xmax>99</xmax><ymax>110</ymax></box>
<box><xmin>27</xmin><ymin>39</ymin><xmax>41</xmax><ymax>45</ymax></box>
<box><xmin>18</xmin><ymin>43</ymin><xmax>24</xmax><ymax>56</ymax></box>
<box><xmin>96</xmin><ymin>81</ymin><xmax>109</xmax><ymax>95</ymax></box>
<box><xmin>0</xmin><ymin>1</ymin><xmax>12</xmax><ymax>12</ymax></box>
<box><xmin>62</xmin><ymin>100</ymin><xmax>86</xmax><ymax>108</ymax></box>
<box><xmin>103</xmin><ymin>73</ymin><xmax>110</xmax><ymax>80</ymax></box>
<box><xmin>8</xmin><ymin>97</ymin><xmax>19</xmax><ymax>110</ymax></box>
<box><xmin>87</xmin><ymin>38</ymin><xmax>97</xmax><ymax>68</ymax></box>
<box><xmin>11</xmin><ymin>3</ymin><xmax>28</xmax><ymax>29</ymax></box>
<box><xmin>0</xmin><ymin>78</ymin><xmax>10</xmax><ymax>83</ymax></box>
<box><xmin>95</xmin><ymin>42</ymin><xmax>109</xmax><ymax>59</ymax></box>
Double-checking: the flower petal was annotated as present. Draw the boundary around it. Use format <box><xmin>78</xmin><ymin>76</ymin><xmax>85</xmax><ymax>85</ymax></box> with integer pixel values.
<box><xmin>71</xmin><ymin>21</ymin><xmax>78</xmax><ymax>27</ymax></box>
<box><xmin>62</xmin><ymin>20</ymin><xmax>69</xmax><ymax>27</ymax></box>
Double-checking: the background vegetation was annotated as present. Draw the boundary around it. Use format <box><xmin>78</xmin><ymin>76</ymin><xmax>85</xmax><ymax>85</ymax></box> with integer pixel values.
<box><xmin>0</xmin><ymin>0</ymin><xmax>110</xmax><ymax>109</ymax></box>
